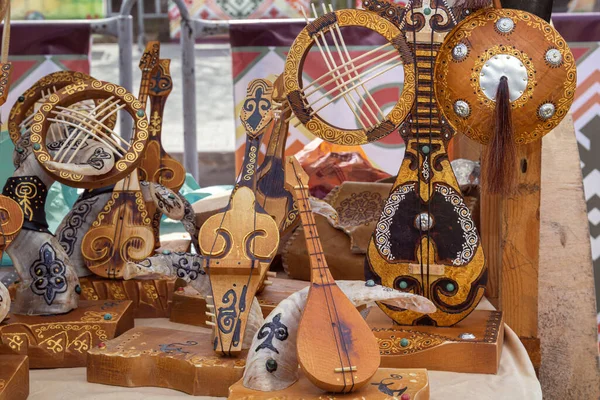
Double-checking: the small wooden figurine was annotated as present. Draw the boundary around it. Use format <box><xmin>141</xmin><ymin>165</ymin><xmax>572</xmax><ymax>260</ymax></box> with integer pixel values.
<box><xmin>199</xmin><ymin>78</ymin><xmax>280</xmax><ymax>356</ymax></box>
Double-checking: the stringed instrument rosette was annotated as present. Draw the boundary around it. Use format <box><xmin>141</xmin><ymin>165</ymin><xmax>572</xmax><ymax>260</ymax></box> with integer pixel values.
<box><xmin>434</xmin><ymin>8</ymin><xmax>576</xmax><ymax>145</ymax></box>
<box><xmin>8</xmin><ymin>70</ymin><xmax>95</xmax><ymax>149</ymax></box>
<box><xmin>284</xmin><ymin>7</ymin><xmax>416</xmax><ymax>145</ymax></box>
<box><xmin>30</xmin><ymin>79</ymin><xmax>149</xmax><ymax>189</ymax></box>
<box><xmin>200</xmin><ymin>79</ymin><xmax>279</xmax><ymax>356</ymax></box>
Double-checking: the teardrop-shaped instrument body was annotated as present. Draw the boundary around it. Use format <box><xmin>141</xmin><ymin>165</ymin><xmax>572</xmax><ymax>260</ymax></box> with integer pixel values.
<box><xmin>287</xmin><ymin>157</ymin><xmax>380</xmax><ymax>393</ymax></box>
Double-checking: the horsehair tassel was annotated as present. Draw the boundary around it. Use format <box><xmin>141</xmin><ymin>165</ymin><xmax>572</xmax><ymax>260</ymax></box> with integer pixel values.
<box><xmin>482</xmin><ymin>76</ymin><xmax>516</xmax><ymax>195</ymax></box>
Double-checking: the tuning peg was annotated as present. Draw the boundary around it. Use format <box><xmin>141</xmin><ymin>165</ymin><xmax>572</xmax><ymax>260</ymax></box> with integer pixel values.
<box><xmin>206</xmin><ymin>304</ymin><xmax>215</xmax><ymax>310</ymax></box>
<box><xmin>266</xmin><ymin>271</ymin><xmax>277</xmax><ymax>278</ymax></box>
<box><xmin>205</xmin><ymin>311</ymin><xmax>216</xmax><ymax>318</ymax></box>
<box><xmin>263</xmin><ymin>280</ymin><xmax>273</xmax><ymax>286</ymax></box>
<box><xmin>206</xmin><ymin>295</ymin><xmax>213</xmax><ymax>300</ymax></box>
<box><xmin>206</xmin><ymin>321</ymin><xmax>216</xmax><ymax>327</ymax></box>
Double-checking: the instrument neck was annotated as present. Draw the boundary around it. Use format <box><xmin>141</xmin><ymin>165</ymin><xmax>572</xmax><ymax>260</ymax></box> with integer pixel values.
<box><xmin>138</xmin><ymin>71</ymin><xmax>152</xmax><ymax>110</ymax></box>
<box><xmin>293</xmin><ymin>185</ymin><xmax>333</xmax><ymax>284</ymax></box>
<box><xmin>236</xmin><ymin>134</ymin><xmax>262</xmax><ymax>190</ymax></box>
<box><xmin>405</xmin><ymin>43</ymin><xmax>446</xmax><ymax>140</ymax></box>
<box><xmin>148</xmin><ymin>93</ymin><xmax>167</xmax><ymax>142</ymax></box>
<box><xmin>264</xmin><ymin>107</ymin><xmax>291</xmax><ymax>159</ymax></box>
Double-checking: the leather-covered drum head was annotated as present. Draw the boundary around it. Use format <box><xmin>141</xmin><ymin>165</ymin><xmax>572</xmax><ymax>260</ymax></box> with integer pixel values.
<box><xmin>434</xmin><ymin>8</ymin><xmax>576</xmax><ymax>145</ymax></box>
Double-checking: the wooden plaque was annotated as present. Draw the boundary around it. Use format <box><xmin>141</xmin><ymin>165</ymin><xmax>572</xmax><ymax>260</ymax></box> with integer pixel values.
<box><xmin>78</xmin><ymin>276</ymin><xmax>176</xmax><ymax>318</ymax></box>
<box><xmin>0</xmin><ymin>300</ymin><xmax>133</xmax><ymax>368</ymax></box>
<box><xmin>87</xmin><ymin>326</ymin><xmax>246</xmax><ymax>397</ymax></box>
<box><xmin>0</xmin><ymin>356</ymin><xmax>28</xmax><ymax>400</ymax></box>
<box><xmin>169</xmin><ymin>277</ymin><xmax>310</xmax><ymax>326</ymax></box>
<box><xmin>228</xmin><ymin>368</ymin><xmax>430</xmax><ymax>399</ymax></box>
<box><xmin>366</xmin><ymin>307</ymin><xmax>504</xmax><ymax>374</ymax></box>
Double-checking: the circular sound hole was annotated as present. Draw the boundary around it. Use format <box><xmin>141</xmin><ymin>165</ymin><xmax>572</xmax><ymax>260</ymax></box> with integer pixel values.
<box><xmin>300</xmin><ymin>26</ymin><xmax>405</xmax><ymax>131</ymax></box>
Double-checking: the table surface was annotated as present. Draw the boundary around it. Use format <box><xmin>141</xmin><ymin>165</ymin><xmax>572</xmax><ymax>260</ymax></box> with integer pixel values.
<box><xmin>26</xmin><ymin>299</ymin><xmax>542</xmax><ymax>400</ymax></box>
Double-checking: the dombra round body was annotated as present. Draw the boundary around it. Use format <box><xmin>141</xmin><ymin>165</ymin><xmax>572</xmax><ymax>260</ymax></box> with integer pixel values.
<box><xmin>434</xmin><ymin>7</ymin><xmax>576</xmax><ymax>145</ymax></box>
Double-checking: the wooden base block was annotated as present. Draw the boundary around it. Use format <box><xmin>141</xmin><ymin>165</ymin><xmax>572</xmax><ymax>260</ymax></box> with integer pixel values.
<box><xmin>366</xmin><ymin>307</ymin><xmax>504</xmax><ymax>374</ymax></box>
<box><xmin>0</xmin><ymin>356</ymin><xmax>28</xmax><ymax>400</ymax></box>
<box><xmin>79</xmin><ymin>276</ymin><xmax>176</xmax><ymax>318</ymax></box>
<box><xmin>169</xmin><ymin>277</ymin><xmax>309</xmax><ymax>326</ymax></box>
<box><xmin>228</xmin><ymin>368</ymin><xmax>429</xmax><ymax>399</ymax></box>
<box><xmin>87</xmin><ymin>326</ymin><xmax>246</xmax><ymax>397</ymax></box>
<box><xmin>0</xmin><ymin>300</ymin><xmax>134</xmax><ymax>369</ymax></box>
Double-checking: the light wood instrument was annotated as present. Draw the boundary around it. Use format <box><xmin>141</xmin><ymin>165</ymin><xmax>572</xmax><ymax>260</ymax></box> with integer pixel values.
<box><xmin>286</xmin><ymin>156</ymin><xmax>380</xmax><ymax>393</ymax></box>
<box><xmin>199</xmin><ymin>79</ymin><xmax>280</xmax><ymax>356</ymax></box>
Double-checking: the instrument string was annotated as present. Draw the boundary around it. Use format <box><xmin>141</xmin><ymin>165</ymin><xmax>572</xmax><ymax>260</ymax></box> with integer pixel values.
<box><xmin>425</xmin><ymin>4</ymin><xmax>440</xmax><ymax>296</ymax></box>
<box><xmin>324</xmin><ymin>3</ymin><xmax>384</xmax><ymax>120</ymax></box>
<box><xmin>301</xmin><ymin>7</ymin><xmax>370</xmax><ymax>131</ymax></box>
<box><xmin>291</xmin><ymin>159</ymin><xmax>354</xmax><ymax>392</ymax></box>
<box><xmin>410</xmin><ymin>0</ymin><xmax>425</xmax><ymax>294</ymax></box>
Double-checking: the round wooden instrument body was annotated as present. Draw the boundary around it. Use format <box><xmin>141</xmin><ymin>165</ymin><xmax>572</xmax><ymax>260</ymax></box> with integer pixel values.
<box><xmin>284</xmin><ymin>9</ymin><xmax>416</xmax><ymax>145</ymax></box>
<box><xmin>0</xmin><ymin>195</ymin><xmax>23</xmax><ymax>256</ymax></box>
<box><xmin>30</xmin><ymin>79</ymin><xmax>149</xmax><ymax>189</ymax></box>
<box><xmin>434</xmin><ymin>8</ymin><xmax>576</xmax><ymax>145</ymax></box>
<box><xmin>9</xmin><ymin>71</ymin><xmax>94</xmax><ymax>146</ymax></box>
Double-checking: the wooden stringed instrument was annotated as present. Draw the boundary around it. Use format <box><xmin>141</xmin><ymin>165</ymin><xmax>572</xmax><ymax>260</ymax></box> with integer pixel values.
<box><xmin>0</xmin><ymin>0</ymin><xmax>11</xmax><ymax>107</ymax></box>
<box><xmin>81</xmin><ymin>43</ymin><xmax>160</xmax><ymax>278</ymax></box>
<box><xmin>255</xmin><ymin>75</ymin><xmax>298</xmax><ymax>236</ymax></box>
<box><xmin>138</xmin><ymin>57</ymin><xmax>186</xmax><ymax>247</ymax></box>
<box><xmin>286</xmin><ymin>156</ymin><xmax>380</xmax><ymax>393</ymax></box>
<box><xmin>363</xmin><ymin>0</ymin><xmax>486</xmax><ymax>326</ymax></box>
<box><xmin>0</xmin><ymin>195</ymin><xmax>23</xmax><ymax>259</ymax></box>
<box><xmin>199</xmin><ymin>79</ymin><xmax>279</xmax><ymax>356</ymax></box>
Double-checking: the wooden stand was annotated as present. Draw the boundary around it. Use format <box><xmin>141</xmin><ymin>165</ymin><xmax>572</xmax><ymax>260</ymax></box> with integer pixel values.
<box><xmin>366</xmin><ymin>307</ymin><xmax>504</xmax><ymax>374</ymax></box>
<box><xmin>228</xmin><ymin>368</ymin><xmax>430</xmax><ymax>399</ymax></box>
<box><xmin>0</xmin><ymin>356</ymin><xmax>28</xmax><ymax>400</ymax></box>
<box><xmin>169</xmin><ymin>277</ymin><xmax>309</xmax><ymax>326</ymax></box>
<box><xmin>87</xmin><ymin>326</ymin><xmax>246</xmax><ymax>397</ymax></box>
<box><xmin>0</xmin><ymin>300</ymin><xmax>133</xmax><ymax>368</ymax></box>
<box><xmin>79</xmin><ymin>276</ymin><xmax>176</xmax><ymax>318</ymax></box>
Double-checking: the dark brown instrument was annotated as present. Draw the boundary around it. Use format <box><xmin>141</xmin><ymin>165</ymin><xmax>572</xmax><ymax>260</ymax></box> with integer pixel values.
<box><xmin>363</xmin><ymin>0</ymin><xmax>487</xmax><ymax>327</ymax></box>
<box><xmin>255</xmin><ymin>75</ymin><xmax>298</xmax><ymax>236</ymax></box>
<box><xmin>286</xmin><ymin>156</ymin><xmax>380</xmax><ymax>393</ymax></box>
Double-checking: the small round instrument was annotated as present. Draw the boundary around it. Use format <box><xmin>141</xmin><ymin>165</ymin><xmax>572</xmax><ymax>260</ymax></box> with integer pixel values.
<box><xmin>434</xmin><ymin>8</ymin><xmax>576</xmax><ymax>145</ymax></box>
<box><xmin>284</xmin><ymin>7</ymin><xmax>415</xmax><ymax>145</ymax></box>
<box><xmin>30</xmin><ymin>79</ymin><xmax>149</xmax><ymax>189</ymax></box>
<box><xmin>8</xmin><ymin>70</ymin><xmax>99</xmax><ymax>147</ymax></box>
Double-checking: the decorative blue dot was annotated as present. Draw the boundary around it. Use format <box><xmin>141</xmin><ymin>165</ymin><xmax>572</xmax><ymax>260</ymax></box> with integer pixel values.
<box><xmin>75</xmin><ymin>285</ymin><xmax>82</xmax><ymax>295</ymax></box>
<box><xmin>399</xmin><ymin>281</ymin><xmax>408</xmax><ymax>290</ymax></box>
<box><xmin>266</xmin><ymin>358</ymin><xmax>278</xmax><ymax>373</ymax></box>
<box><xmin>33</xmin><ymin>143</ymin><xmax>41</xmax><ymax>150</ymax></box>
<box><xmin>162</xmin><ymin>250</ymin><xmax>171</xmax><ymax>255</ymax></box>
<box><xmin>422</xmin><ymin>145</ymin><xmax>430</xmax><ymax>154</ymax></box>
<box><xmin>400</xmin><ymin>338</ymin><xmax>409</xmax><ymax>347</ymax></box>
<box><xmin>18</xmin><ymin>96</ymin><xmax>25</xmax><ymax>102</ymax></box>
<box><xmin>365</xmin><ymin>279</ymin><xmax>375</xmax><ymax>287</ymax></box>
<box><xmin>16</xmin><ymin>147</ymin><xmax>24</xmax><ymax>154</ymax></box>
<box><xmin>424</xmin><ymin>7</ymin><xmax>431</xmax><ymax>15</ymax></box>
<box><xmin>137</xmin><ymin>109</ymin><xmax>145</xmax><ymax>117</ymax></box>
<box><xmin>103</xmin><ymin>313</ymin><xmax>112</xmax><ymax>321</ymax></box>
<box><xmin>446</xmin><ymin>283</ymin><xmax>455</xmax><ymax>292</ymax></box>
<box><xmin>168</xmin><ymin>193</ymin><xmax>176</xmax><ymax>199</ymax></box>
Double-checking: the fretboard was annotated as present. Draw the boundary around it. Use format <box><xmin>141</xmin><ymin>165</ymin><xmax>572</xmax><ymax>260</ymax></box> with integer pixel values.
<box><xmin>408</xmin><ymin>43</ymin><xmax>444</xmax><ymax>137</ymax></box>
<box><xmin>292</xmin><ymin>185</ymin><xmax>333</xmax><ymax>284</ymax></box>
